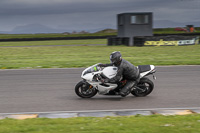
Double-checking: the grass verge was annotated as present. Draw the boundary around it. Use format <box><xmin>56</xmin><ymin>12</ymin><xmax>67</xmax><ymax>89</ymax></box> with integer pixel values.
<box><xmin>0</xmin><ymin>114</ymin><xmax>200</xmax><ymax>133</ymax></box>
<box><xmin>0</xmin><ymin>44</ymin><xmax>200</xmax><ymax>69</ymax></box>
<box><xmin>0</xmin><ymin>39</ymin><xmax>106</xmax><ymax>47</ymax></box>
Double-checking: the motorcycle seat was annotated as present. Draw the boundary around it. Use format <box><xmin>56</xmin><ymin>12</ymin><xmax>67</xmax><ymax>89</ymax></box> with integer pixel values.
<box><xmin>138</xmin><ymin>65</ymin><xmax>151</xmax><ymax>73</ymax></box>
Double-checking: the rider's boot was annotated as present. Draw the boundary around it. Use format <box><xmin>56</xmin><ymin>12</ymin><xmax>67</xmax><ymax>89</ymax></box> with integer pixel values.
<box><xmin>119</xmin><ymin>80</ymin><xmax>136</xmax><ymax>97</ymax></box>
<box><xmin>119</xmin><ymin>90</ymin><xmax>131</xmax><ymax>97</ymax></box>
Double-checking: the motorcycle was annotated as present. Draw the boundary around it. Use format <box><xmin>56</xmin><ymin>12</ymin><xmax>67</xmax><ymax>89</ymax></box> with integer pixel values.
<box><xmin>75</xmin><ymin>63</ymin><xmax>156</xmax><ymax>98</ymax></box>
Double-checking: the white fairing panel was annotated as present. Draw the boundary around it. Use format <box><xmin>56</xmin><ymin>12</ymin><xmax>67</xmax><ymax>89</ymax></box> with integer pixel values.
<box><xmin>102</xmin><ymin>67</ymin><xmax>118</xmax><ymax>79</ymax></box>
<box><xmin>98</xmin><ymin>83</ymin><xmax>118</xmax><ymax>94</ymax></box>
<box><xmin>150</xmin><ymin>65</ymin><xmax>155</xmax><ymax>70</ymax></box>
<box><xmin>82</xmin><ymin>73</ymin><xmax>93</xmax><ymax>81</ymax></box>
<box><xmin>139</xmin><ymin>65</ymin><xmax>155</xmax><ymax>78</ymax></box>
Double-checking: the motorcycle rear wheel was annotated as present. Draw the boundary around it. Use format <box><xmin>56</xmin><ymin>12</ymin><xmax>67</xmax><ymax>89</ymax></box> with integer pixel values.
<box><xmin>75</xmin><ymin>81</ymin><xmax>97</xmax><ymax>98</ymax></box>
<box><xmin>131</xmin><ymin>77</ymin><xmax>154</xmax><ymax>97</ymax></box>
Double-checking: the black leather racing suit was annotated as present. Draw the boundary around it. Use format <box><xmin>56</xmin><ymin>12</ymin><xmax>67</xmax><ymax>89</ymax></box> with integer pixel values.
<box><xmin>100</xmin><ymin>59</ymin><xmax>140</xmax><ymax>95</ymax></box>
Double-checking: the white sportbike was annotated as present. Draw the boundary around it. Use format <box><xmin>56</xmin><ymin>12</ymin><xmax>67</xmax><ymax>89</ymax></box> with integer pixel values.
<box><xmin>75</xmin><ymin>63</ymin><xmax>156</xmax><ymax>98</ymax></box>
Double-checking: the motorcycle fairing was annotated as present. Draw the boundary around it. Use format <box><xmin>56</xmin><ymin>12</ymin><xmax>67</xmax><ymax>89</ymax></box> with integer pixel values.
<box><xmin>138</xmin><ymin>65</ymin><xmax>156</xmax><ymax>78</ymax></box>
<box><xmin>87</xmin><ymin>81</ymin><xmax>118</xmax><ymax>95</ymax></box>
<box><xmin>102</xmin><ymin>66</ymin><xmax>118</xmax><ymax>79</ymax></box>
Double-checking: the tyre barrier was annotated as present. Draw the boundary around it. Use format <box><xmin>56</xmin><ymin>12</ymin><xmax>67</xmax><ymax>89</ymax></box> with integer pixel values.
<box><xmin>107</xmin><ymin>37</ymin><xmax>129</xmax><ymax>46</ymax></box>
<box><xmin>1</xmin><ymin>108</ymin><xmax>200</xmax><ymax>119</ymax></box>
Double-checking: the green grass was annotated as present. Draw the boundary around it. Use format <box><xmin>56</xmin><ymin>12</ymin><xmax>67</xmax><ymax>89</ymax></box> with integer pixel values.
<box><xmin>0</xmin><ymin>39</ymin><xmax>106</xmax><ymax>47</ymax></box>
<box><xmin>0</xmin><ymin>43</ymin><xmax>200</xmax><ymax>69</ymax></box>
<box><xmin>0</xmin><ymin>114</ymin><xmax>200</xmax><ymax>133</ymax></box>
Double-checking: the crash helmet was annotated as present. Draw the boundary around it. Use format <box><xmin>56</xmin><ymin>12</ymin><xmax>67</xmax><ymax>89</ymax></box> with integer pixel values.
<box><xmin>110</xmin><ymin>51</ymin><xmax>122</xmax><ymax>66</ymax></box>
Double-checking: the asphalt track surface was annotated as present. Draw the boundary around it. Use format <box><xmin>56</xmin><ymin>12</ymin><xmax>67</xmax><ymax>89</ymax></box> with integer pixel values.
<box><xmin>0</xmin><ymin>65</ymin><xmax>200</xmax><ymax>113</ymax></box>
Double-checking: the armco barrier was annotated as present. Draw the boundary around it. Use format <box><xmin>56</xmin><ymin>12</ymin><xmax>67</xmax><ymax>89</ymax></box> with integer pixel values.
<box><xmin>0</xmin><ymin>108</ymin><xmax>200</xmax><ymax>119</ymax></box>
<box><xmin>0</xmin><ymin>35</ymin><xmax>116</xmax><ymax>42</ymax></box>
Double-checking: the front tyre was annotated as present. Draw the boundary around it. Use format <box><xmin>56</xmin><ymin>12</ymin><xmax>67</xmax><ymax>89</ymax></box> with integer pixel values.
<box><xmin>75</xmin><ymin>81</ymin><xmax>97</xmax><ymax>98</ymax></box>
<box><xmin>131</xmin><ymin>77</ymin><xmax>154</xmax><ymax>97</ymax></box>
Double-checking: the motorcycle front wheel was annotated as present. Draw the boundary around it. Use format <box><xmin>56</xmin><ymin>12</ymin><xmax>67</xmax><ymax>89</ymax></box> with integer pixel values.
<box><xmin>75</xmin><ymin>81</ymin><xmax>97</xmax><ymax>98</ymax></box>
<box><xmin>131</xmin><ymin>77</ymin><xmax>154</xmax><ymax>97</ymax></box>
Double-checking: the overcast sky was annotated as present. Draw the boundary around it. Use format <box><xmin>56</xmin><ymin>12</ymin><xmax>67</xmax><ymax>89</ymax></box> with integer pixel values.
<box><xmin>0</xmin><ymin>0</ymin><xmax>200</xmax><ymax>33</ymax></box>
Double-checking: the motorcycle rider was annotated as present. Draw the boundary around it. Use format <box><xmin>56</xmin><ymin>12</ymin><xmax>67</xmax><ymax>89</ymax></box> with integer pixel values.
<box><xmin>99</xmin><ymin>51</ymin><xmax>140</xmax><ymax>97</ymax></box>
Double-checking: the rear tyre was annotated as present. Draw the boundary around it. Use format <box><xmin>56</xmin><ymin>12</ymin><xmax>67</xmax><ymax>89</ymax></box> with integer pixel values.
<box><xmin>75</xmin><ymin>81</ymin><xmax>97</xmax><ymax>98</ymax></box>
<box><xmin>131</xmin><ymin>77</ymin><xmax>154</xmax><ymax>97</ymax></box>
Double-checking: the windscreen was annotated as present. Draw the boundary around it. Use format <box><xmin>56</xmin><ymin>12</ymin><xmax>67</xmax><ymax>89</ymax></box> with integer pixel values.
<box><xmin>83</xmin><ymin>65</ymin><xmax>99</xmax><ymax>76</ymax></box>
